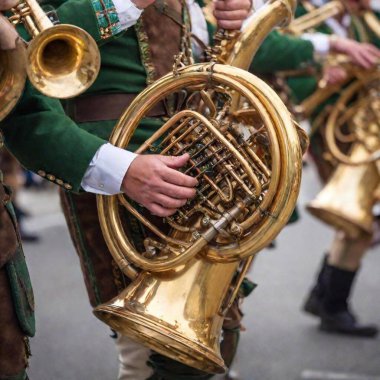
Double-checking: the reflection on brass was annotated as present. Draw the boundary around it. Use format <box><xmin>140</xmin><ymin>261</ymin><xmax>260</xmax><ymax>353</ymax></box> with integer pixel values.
<box><xmin>308</xmin><ymin>74</ymin><xmax>380</xmax><ymax>238</ymax></box>
<box><xmin>94</xmin><ymin>0</ymin><xmax>304</xmax><ymax>374</ymax></box>
<box><xmin>7</xmin><ymin>0</ymin><xmax>100</xmax><ymax>99</ymax></box>
<box><xmin>0</xmin><ymin>38</ymin><xmax>26</xmax><ymax>121</ymax></box>
<box><xmin>362</xmin><ymin>10</ymin><xmax>380</xmax><ymax>39</ymax></box>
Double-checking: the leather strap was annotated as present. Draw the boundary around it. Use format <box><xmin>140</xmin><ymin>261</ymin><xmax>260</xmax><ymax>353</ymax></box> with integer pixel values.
<box><xmin>66</xmin><ymin>93</ymin><xmax>167</xmax><ymax>123</ymax></box>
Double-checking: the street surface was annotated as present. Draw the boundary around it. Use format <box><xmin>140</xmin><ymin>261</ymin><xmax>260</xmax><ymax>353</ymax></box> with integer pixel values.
<box><xmin>19</xmin><ymin>161</ymin><xmax>380</xmax><ymax>380</ymax></box>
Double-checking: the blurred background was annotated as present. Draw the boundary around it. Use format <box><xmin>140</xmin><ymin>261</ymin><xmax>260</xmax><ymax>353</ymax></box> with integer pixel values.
<box><xmin>17</xmin><ymin>158</ymin><xmax>380</xmax><ymax>380</ymax></box>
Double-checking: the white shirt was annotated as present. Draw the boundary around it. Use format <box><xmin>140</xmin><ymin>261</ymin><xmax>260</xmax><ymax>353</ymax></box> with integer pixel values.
<box><xmin>113</xmin><ymin>0</ymin><xmax>143</xmax><ymax>30</ymax></box>
<box><xmin>81</xmin><ymin>0</ymin><xmax>209</xmax><ymax>195</ymax></box>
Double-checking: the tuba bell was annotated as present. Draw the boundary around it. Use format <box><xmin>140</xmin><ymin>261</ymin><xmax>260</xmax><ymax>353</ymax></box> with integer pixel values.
<box><xmin>94</xmin><ymin>0</ymin><xmax>304</xmax><ymax>373</ymax></box>
<box><xmin>0</xmin><ymin>0</ymin><xmax>100</xmax><ymax>119</ymax></box>
<box><xmin>307</xmin><ymin>72</ymin><xmax>380</xmax><ymax>238</ymax></box>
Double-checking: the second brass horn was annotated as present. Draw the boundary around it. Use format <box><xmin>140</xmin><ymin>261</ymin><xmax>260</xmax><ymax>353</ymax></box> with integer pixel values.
<box><xmin>308</xmin><ymin>74</ymin><xmax>380</xmax><ymax>238</ymax></box>
<box><xmin>8</xmin><ymin>0</ymin><xmax>100</xmax><ymax>99</ymax></box>
<box><xmin>94</xmin><ymin>0</ymin><xmax>303</xmax><ymax>374</ymax></box>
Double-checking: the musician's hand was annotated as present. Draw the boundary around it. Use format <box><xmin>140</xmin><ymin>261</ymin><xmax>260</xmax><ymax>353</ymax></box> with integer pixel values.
<box><xmin>132</xmin><ymin>0</ymin><xmax>156</xmax><ymax>9</ymax></box>
<box><xmin>0</xmin><ymin>0</ymin><xmax>18</xmax><ymax>10</ymax></box>
<box><xmin>323</xmin><ymin>65</ymin><xmax>348</xmax><ymax>85</ymax></box>
<box><xmin>330</xmin><ymin>37</ymin><xmax>380</xmax><ymax>69</ymax></box>
<box><xmin>214</xmin><ymin>0</ymin><xmax>252</xmax><ymax>30</ymax></box>
<box><xmin>121</xmin><ymin>154</ymin><xmax>198</xmax><ymax>217</ymax></box>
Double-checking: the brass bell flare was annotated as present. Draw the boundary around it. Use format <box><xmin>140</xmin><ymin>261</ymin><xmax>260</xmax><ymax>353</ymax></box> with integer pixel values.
<box><xmin>307</xmin><ymin>144</ymin><xmax>379</xmax><ymax>238</ymax></box>
<box><xmin>94</xmin><ymin>258</ymin><xmax>240</xmax><ymax>374</ymax></box>
<box><xmin>27</xmin><ymin>24</ymin><xmax>100</xmax><ymax>98</ymax></box>
<box><xmin>0</xmin><ymin>41</ymin><xmax>27</xmax><ymax>121</ymax></box>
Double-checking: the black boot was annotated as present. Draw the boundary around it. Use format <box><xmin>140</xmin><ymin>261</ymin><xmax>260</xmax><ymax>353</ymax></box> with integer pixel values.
<box><xmin>304</xmin><ymin>259</ymin><xmax>378</xmax><ymax>338</ymax></box>
<box><xmin>303</xmin><ymin>255</ymin><xmax>328</xmax><ymax>317</ymax></box>
<box><xmin>319</xmin><ymin>265</ymin><xmax>378</xmax><ymax>337</ymax></box>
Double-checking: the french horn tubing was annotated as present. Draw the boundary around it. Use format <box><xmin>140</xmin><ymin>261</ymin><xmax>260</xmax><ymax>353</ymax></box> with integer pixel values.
<box><xmin>94</xmin><ymin>0</ymin><xmax>304</xmax><ymax>373</ymax></box>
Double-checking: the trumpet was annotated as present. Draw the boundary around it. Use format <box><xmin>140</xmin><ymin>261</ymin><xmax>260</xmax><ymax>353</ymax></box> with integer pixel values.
<box><xmin>0</xmin><ymin>0</ymin><xmax>100</xmax><ymax>120</ymax></box>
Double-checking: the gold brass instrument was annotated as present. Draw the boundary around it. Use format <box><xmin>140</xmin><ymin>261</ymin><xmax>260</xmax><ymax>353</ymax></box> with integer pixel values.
<box><xmin>0</xmin><ymin>0</ymin><xmax>100</xmax><ymax>118</ymax></box>
<box><xmin>279</xmin><ymin>0</ymin><xmax>346</xmax><ymax>117</ymax></box>
<box><xmin>284</xmin><ymin>0</ymin><xmax>344</xmax><ymax>36</ymax></box>
<box><xmin>279</xmin><ymin>0</ymin><xmax>380</xmax><ymax>238</ymax></box>
<box><xmin>0</xmin><ymin>31</ymin><xmax>26</xmax><ymax>121</ymax></box>
<box><xmin>307</xmin><ymin>72</ymin><xmax>380</xmax><ymax>238</ymax></box>
<box><xmin>363</xmin><ymin>10</ymin><xmax>380</xmax><ymax>39</ymax></box>
<box><xmin>94</xmin><ymin>0</ymin><xmax>304</xmax><ymax>373</ymax></box>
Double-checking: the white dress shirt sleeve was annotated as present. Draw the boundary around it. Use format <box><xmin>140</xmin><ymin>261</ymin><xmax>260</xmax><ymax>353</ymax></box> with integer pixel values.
<box><xmin>113</xmin><ymin>0</ymin><xmax>143</xmax><ymax>30</ymax></box>
<box><xmin>301</xmin><ymin>32</ymin><xmax>331</xmax><ymax>56</ymax></box>
<box><xmin>81</xmin><ymin>143</ymin><xmax>137</xmax><ymax>195</ymax></box>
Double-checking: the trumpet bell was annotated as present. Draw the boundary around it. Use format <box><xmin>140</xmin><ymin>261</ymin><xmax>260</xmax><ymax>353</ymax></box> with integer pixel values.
<box><xmin>307</xmin><ymin>145</ymin><xmax>379</xmax><ymax>238</ymax></box>
<box><xmin>27</xmin><ymin>24</ymin><xmax>100</xmax><ymax>98</ymax></box>
<box><xmin>0</xmin><ymin>41</ymin><xmax>26</xmax><ymax>121</ymax></box>
<box><xmin>94</xmin><ymin>258</ymin><xmax>240</xmax><ymax>374</ymax></box>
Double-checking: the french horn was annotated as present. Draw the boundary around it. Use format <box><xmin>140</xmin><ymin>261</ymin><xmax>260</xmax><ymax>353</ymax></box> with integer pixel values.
<box><xmin>307</xmin><ymin>72</ymin><xmax>380</xmax><ymax>238</ymax></box>
<box><xmin>94</xmin><ymin>0</ymin><xmax>304</xmax><ymax>373</ymax></box>
<box><xmin>0</xmin><ymin>0</ymin><xmax>100</xmax><ymax>120</ymax></box>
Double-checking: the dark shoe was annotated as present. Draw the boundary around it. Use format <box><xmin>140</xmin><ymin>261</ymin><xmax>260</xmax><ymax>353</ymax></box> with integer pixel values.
<box><xmin>303</xmin><ymin>255</ymin><xmax>328</xmax><ymax>318</ymax></box>
<box><xmin>320</xmin><ymin>309</ymin><xmax>378</xmax><ymax>338</ymax></box>
<box><xmin>303</xmin><ymin>289</ymin><xmax>322</xmax><ymax>317</ymax></box>
<box><xmin>20</xmin><ymin>230</ymin><xmax>40</xmax><ymax>243</ymax></box>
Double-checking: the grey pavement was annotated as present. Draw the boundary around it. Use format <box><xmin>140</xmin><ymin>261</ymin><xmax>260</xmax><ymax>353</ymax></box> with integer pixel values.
<box><xmin>18</xmin><ymin>162</ymin><xmax>380</xmax><ymax>380</ymax></box>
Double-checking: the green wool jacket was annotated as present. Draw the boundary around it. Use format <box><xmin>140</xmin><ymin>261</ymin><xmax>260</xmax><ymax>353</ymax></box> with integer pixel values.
<box><xmin>1</xmin><ymin>0</ymin><xmax>208</xmax><ymax>192</ymax></box>
<box><xmin>250</xmin><ymin>29</ymin><xmax>318</xmax><ymax>104</ymax></box>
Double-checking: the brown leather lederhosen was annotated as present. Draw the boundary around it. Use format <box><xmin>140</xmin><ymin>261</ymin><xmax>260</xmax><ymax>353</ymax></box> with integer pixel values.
<box><xmin>0</xmin><ymin>176</ymin><xmax>34</xmax><ymax>380</ymax></box>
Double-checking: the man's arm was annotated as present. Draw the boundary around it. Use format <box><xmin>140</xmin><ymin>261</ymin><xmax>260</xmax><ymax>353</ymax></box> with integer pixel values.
<box><xmin>1</xmin><ymin>82</ymin><xmax>105</xmax><ymax>192</ymax></box>
<box><xmin>250</xmin><ymin>30</ymin><xmax>316</xmax><ymax>74</ymax></box>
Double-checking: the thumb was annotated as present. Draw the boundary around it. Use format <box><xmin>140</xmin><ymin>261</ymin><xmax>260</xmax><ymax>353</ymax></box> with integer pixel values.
<box><xmin>159</xmin><ymin>154</ymin><xmax>191</xmax><ymax>169</ymax></box>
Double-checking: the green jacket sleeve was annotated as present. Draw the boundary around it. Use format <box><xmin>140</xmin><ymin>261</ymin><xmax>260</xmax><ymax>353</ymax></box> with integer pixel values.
<box><xmin>250</xmin><ymin>30</ymin><xmax>315</xmax><ymax>74</ymax></box>
<box><xmin>0</xmin><ymin>82</ymin><xmax>106</xmax><ymax>192</ymax></box>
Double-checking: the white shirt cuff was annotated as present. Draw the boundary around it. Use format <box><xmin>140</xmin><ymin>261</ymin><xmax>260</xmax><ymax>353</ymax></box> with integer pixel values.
<box><xmin>301</xmin><ymin>33</ymin><xmax>330</xmax><ymax>56</ymax></box>
<box><xmin>113</xmin><ymin>0</ymin><xmax>143</xmax><ymax>30</ymax></box>
<box><xmin>81</xmin><ymin>143</ymin><xmax>137</xmax><ymax>195</ymax></box>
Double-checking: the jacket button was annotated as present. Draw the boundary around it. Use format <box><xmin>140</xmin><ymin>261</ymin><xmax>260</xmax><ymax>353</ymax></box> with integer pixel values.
<box><xmin>47</xmin><ymin>174</ymin><xmax>56</xmax><ymax>181</ymax></box>
<box><xmin>38</xmin><ymin>170</ymin><xmax>46</xmax><ymax>177</ymax></box>
<box><xmin>56</xmin><ymin>179</ymin><xmax>64</xmax><ymax>185</ymax></box>
<box><xmin>64</xmin><ymin>183</ymin><xmax>72</xmax><ymax>190</ymax></box>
